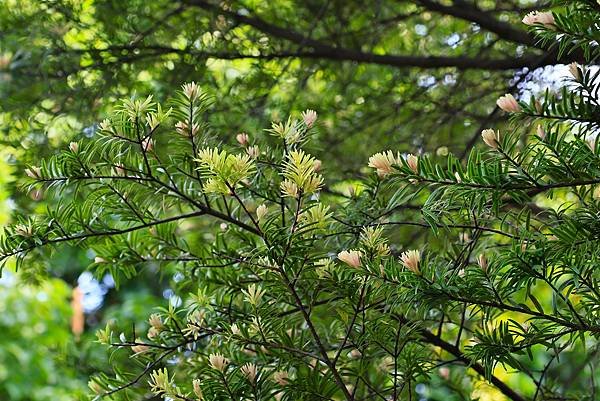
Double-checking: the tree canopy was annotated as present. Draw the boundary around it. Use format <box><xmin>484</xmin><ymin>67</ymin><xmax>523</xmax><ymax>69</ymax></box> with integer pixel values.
<box><xmin>2</xmin><ymin>0</ymin><xmax>587</xmax><ymax>175</ymax></box>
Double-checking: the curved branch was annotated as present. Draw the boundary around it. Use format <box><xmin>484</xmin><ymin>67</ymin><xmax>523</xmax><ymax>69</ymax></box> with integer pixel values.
<box><xmin>415</xmin><ymin>0</ymin><xmax>535</xmax><ymax>46</ymax></box>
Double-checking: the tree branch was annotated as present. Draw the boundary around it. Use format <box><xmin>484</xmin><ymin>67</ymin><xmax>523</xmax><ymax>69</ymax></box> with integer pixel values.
<box><xmin>183</xmin><ymin>0</ymin><xmax>555</xmax><ymax>70</ymax></box>
<box><xmin>415</xmin><ymin>0</ymin><xmax>535</xmax><ymax>46</ymax></box>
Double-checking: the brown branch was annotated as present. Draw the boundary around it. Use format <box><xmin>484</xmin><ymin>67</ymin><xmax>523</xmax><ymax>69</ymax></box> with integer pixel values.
<box><xmin>60</xmin><ymin>44</ymin><xmax>549</xmax><ymax>71</ymax></box>
<box><xmin>387</xmin><ymin>311</ymin><xmax>526</xmax><ymax>401</ymax></box>
<box><xmin>415</xmin><ymin>0</ymin><xmax>535</xmax><ymax>46</ymax></box>
<box><xmin>183</xmin><ymin>0</ymin><xmax>554</xmax><ymax>70</ymax></box>
<box><xmin>414</xmin><ymin>322</ymin><xmax>527</xmax><ymax>401</ymax></box>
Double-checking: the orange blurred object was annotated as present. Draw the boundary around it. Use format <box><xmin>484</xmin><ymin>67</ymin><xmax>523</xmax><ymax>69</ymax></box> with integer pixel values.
<box><xmin>71</xmin><ymin>286</ymin><xmax>84</xmax><ymax>339</ymax></box>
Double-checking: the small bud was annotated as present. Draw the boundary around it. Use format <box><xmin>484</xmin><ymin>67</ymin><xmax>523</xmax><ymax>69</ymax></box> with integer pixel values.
<box><xmin>350</xmin><ymin>349</ymin><xmax>362</xmax><ymax>358</ymax></box>
<box><xmin>99</xmin><ymin>119</ymin><xmax>112</xmax><ymax>132</ymax></box>
<box><xmin>142</xmin><ymin>137</ymin><xmax>154</xmax><ymax>152</ymax></box>
<box><xmin>192</xmin><ymin>379</ymin><xmax>203</xmax><ymax>400</ymax></box>
<box><xmin>94</xmin><ymin>256</ymin><xmax>106</xmax><ymax>264</ymax></box>
<box><xmin>481</xmin><ymin>129</ymin><xmax>499</xmax><ymax>149</ymax></box>
<box><xmin>131</xmin><ymin>342</ymin><xmax>149</xmax><ymax>354</ymax></box>
<box><xmin>25</xmin><ymin>166</ymin><xmax>42</xmax><ymax>179</ymax></box>
<box><xmin>175</xmin><ymin>121</ymin><xmax>199</xmax><ymax>136</ymax></box>
<box><xmin>14</xmin><ymin>224</ymin><xmax>33</xmax><ymax>237</ymax></box>
<box><xmin>256</xmin><ymin>204</ymin><xmax>268</xmax><ymax>221</ymax></box>
<box><xmin>477</xmin><ymin>254</ymin><xmax>488</xmax><ymax>272</ymax></box>
<box><xmin>368</xmin><ymin>151</ymin><xmax>399</xmax><ymax>178</ymax></box>
<box><xmin>147</xmin><ymin>326</ymin><xmax>160</xmax><ymax>340</ymax></box>
<box><xmin>280</xmin><ymin>180</ymin><xmax>299</xmax><ymax>198</ymax></box>
<box><xmin>236</xmin><ymin>132</ymin><xmax>249</xmax><ymax>146</ymax></box>
<box><xmin>301</xmin><ymin>109</ymin><xmax>318</xmax><ymax>128</ymax></box>
<box><xmin>406</xmin><ymin>154</ymin><xmax>419</xmax><ymax>174</ymax></box>
<box><xmin>338</xmin><ymin>250</ymin><xmax>361</xmax><ymax>268</ymax></box>
<box><xmin>454</xmin><ymin>171</ymin><xmax>462</xmax><ymax>183</ymax></box>
<box><xmin>175</xmin><ymin>121</ymin><xmax>187</xmax><ymax>135</ymax></box>
<box><xmin>69</xmin><ymin>142</ymin><xmax>79</xmax><ymax>153</ymax></box>
<box><xmin>313</xmin><ymin>159</ymin><xmax>322</xmax><ymax>172</ymax></box>
<box><xmin>242</xmin><ymin>284</ymin><xmax>265</xmax><ymax>307</ymax></box>
<box><xmin>246</xmin><ymin>145</ymin><xmax>260</xmax><ymax>159</ymax></box>
<box><xmin>400</xmin><ymin>250</ymin><xmax>421</xmax><ymax>274</ymax></box>
<box><xmin>231</xmin><ymin>323</ymin><xmax>241</xmax><ymax>336</ymax></box>
<box><xmin>208</xmin><ymin>353</ymin><xmax>229</xmax><ymax>372</ymax></box>
<box><xmin>522</xmin><ymin>11</ymin><xmax>555</xmax><ymax>27</ymax></box>
<box><xmin>496</xmin><ymin>94</ymin><xmax>521</xmax><ymax>113</ymax></box>
<box><xmin>272</xmin><ymin>370</ymin><xmax>289</xmax><ymax>386</ymax></box>
<box><xmin>240</xmin><ymin>363</ymin><xmax>258</xmax><ymax>383</ymax></box>
<box><xmin>182</xmin><ymin>82</ymin><xmax>200</xmax><ymax>101</ymax></box>
<box><xmin>536</xmin><ymin>125</ymin><xmax>546</xmax><ymax>139</ymax></box>
<box><xmin>569</xmin><ymin>62</ymin><xmax>581</xmax><ymax>81</ymax></box>
<box><xmin>148</xmin><ymin>313</ymin><xmax>163</xmax><ymax>330</ymax></box>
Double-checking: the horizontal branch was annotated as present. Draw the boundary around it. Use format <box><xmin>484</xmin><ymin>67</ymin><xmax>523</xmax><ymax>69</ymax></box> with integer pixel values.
<box><xmin>418</xmin><ymin>176</ymin><xmax>600</xmax><ymax>193</ymax></box>
<box><xmin>184</xmin><ymin>0</ymin><xmax>554</xmax><ymax>70</ymax></box>
<box><xmin>0</xmin><ymin>210</ymin><xmax>206</xmax><ymax>262</ymax></box>
<box><xmin>60</xmin><ymin>44</ymin><xmax>548</xmax><ymax>71</ymax></box>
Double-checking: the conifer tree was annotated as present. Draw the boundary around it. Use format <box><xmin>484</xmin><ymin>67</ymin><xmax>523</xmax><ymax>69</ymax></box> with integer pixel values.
<box><xmin>2</xmin><ymin>1</ymin><xmax>600</xmax><ymax>400</ymax></box>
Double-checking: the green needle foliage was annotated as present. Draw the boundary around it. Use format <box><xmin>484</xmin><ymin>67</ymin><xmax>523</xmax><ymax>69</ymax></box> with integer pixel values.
<box><xmin>2</xmin><ymin>2</ymin><xmax>600</xmax><ymax>400</ymax></box>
